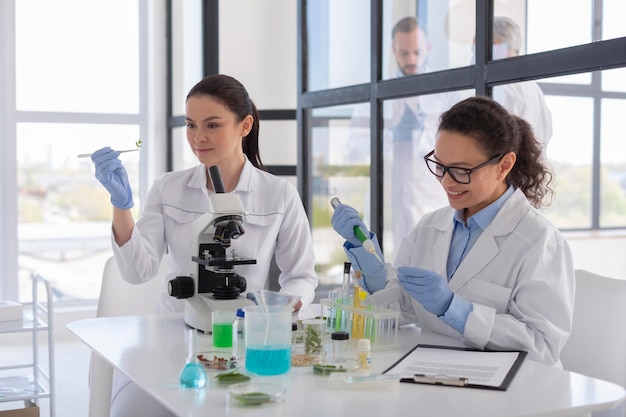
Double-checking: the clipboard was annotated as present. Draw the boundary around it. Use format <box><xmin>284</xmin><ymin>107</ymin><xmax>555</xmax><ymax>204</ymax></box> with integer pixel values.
<box><xmin>382</xmin><ymin>344</ymin><xmax>527</xmax><ymax>391</ymax></box>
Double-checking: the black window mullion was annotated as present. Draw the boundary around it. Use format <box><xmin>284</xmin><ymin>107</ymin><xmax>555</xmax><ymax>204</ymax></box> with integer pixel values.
<box><xmin>474</xmin><ymin>0</ymin><xmax>494</xmax><ymax>97</ymax></box>
<box><xmin>370</xmin><ymin>0</ymin><xmax>383</xmax><ymax>243</ymax></box>
<box><xmin>202</xmin><ymin>0</ymin><xmax>219</xmax><ymax>77</ymax></box>
<box><xmin>291</xmin><ymin>0</ymin><xmax>626</xmax><ymax>233</ymax></box>
<box><xmin>297</xmin><ymin>0</ymin><xmax>310</xmax><ymax>215</ymax></box>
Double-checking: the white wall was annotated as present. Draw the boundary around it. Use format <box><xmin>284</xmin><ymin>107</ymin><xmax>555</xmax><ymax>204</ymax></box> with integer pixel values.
<box><xmin>565</xmin><ymin>233</ymin><xmax>626</xmax><ymax>278</ymax></box>
<box><xmin>219</xmin><ymin>0</ymin><xmax>297</xmax><ymax>110</ymax></box>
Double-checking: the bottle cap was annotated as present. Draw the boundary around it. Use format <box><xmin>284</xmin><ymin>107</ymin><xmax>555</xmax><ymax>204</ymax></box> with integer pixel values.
<box><xmin>236</xmin><ymin>308</ymin><xmax>245</xmax><ymax>318</ymax></box>
<box><xmin>331</xmin><ymin>331</ymin><xmax>349</xmax><ymax>341</ymax></box>
<box><xmin>358</xmin><ymin>338</ymin><xmax>371</xmax><ymax>350</ymax></box>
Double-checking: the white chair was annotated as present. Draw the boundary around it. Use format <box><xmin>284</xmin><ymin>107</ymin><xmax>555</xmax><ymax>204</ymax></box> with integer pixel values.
<box><xmin>560</xmin><ymin>269</ymin><xmax>626</xmax><ymax>417</ymax></box>
<box><xmin>95</xmin><ymin>255</ymin><xmax>167</xmax><ymax>317</ymax></box>
<box><xmin>89</xmin><ymin>255</ymin><xmax>168</xmax><ymax>417</ymax></box>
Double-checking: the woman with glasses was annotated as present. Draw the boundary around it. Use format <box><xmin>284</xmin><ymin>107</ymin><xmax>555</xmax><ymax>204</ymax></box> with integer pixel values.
<box><xmin>331</xmin><ymin>96</ymin><xmax>574</xmax><ymax>366</ymax></box>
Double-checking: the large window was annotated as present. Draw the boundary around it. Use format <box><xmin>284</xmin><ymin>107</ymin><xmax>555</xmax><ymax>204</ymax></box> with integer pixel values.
<box><xmin>300</xmin><ymin>0</ymin><xmax>626</xmax><ymax>295</ymax></box>
<box><xmin>2</xmin><ymin>0</ymin><xmax>625</xmax><ymax>304</ymax></box>
<box><xmin>307</xmin><ymin>104</ymin><xmax>370</xmax><ymax>286</ymax></box>
<box><xmin>541</xmin><ymin>70</ymin><xmax>626</xmax><ymax>230</ymax></box>
<box><xmin>0</xmin><ymin>0</ymin><xmax>166</xmax><ymax>302</ymax></box>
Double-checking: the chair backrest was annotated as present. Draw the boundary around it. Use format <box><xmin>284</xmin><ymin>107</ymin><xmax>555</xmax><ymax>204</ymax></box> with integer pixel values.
<box><xmin>560</xmin><ymin>269</ymin><xmax>626</xmax><ymax>390</ymax></box>
<box><xmin>89</xmin><ymin>255</ymin><xmax>169</xmax><ymax>417</ymax></box>
<box><xmin>96</xmin><ymin>255</ymin><xmax>168</xmax><ymax>318</ymax></box>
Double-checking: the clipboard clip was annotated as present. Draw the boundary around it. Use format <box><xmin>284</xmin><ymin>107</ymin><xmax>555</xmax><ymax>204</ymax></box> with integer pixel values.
<box><xmin>408</xmin><ymin>373</ymin><xmax>468</xmax><ymax>387</ymax></box>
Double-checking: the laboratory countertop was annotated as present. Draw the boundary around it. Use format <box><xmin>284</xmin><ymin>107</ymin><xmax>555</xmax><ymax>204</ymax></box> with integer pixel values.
<box><xmin>67</xmin><ymin>311</ymin><xmax>625</xmax><ymax>417</ymax></box>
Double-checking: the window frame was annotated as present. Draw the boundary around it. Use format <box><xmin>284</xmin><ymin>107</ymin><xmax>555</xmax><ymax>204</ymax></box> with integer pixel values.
<box><xmin>0</xmin><ymin>0</ymin><xmax>167</xmax><ymax>301</ymax></box>
<box><xmin>296</xmin><ymin>0</ymin><xmax>626</xmax><ymax>242</ymax></box>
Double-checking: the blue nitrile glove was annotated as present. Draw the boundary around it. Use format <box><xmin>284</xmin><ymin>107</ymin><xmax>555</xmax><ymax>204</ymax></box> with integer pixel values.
<box><xmin>397</xmin><ymin>266</ymin><xmax>453</xmax><ymax>317</ymax></box>
<box><xmin>331</xmin><ymin>203</ymin><xmax>370</xmax><ymax>247</ymax></box>
<box><xmin>91</xmin><ymin>147</ymin><xmax>134</xmax><ymax>209</ymax></box>
<box><xmin>344</xmin><ymin>234</ymin><xmax>386</xmax><ymax>293</ymax></box>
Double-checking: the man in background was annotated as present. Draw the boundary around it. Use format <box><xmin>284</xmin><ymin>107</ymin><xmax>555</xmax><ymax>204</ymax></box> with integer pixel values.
<box><xmin>391</xmin><ymin>16</ymin><xmax>430</xmax><ymax>77</ymax></box>
<box><xmin>386</xmin><ymin>17</ymin><xmax>457</xmax><ymax>254</ymax></box>
<box><xmin>351</xmin><ymin>17</ymin><xmax>460</xmax><ymax>255</ymax></box>
<box><xmin>347</xmin><ymin>17</ymin><xmax>463</xmax><ymax>255</ymax></box>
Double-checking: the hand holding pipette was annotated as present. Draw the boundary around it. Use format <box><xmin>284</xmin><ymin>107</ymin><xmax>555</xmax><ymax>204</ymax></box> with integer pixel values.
<box><xmin>330</xmin><ymin>197</ymin><xmax>383</xmax><ymax>264</ymax></box>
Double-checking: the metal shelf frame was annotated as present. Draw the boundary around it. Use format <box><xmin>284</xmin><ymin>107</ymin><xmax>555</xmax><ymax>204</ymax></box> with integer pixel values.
<box><xmin>0</xmin><ymin>273</ymin><xmax>55</xmax><ymax>416</ymax></box>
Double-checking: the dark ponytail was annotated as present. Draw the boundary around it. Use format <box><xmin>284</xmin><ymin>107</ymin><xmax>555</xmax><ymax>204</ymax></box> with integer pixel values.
<box><xmin>507</xmin><ymin>115</ymin><xmax>552</xmax><ymax>207</ymax></box>
<box><xmin>242</xmin><ymin>101</ymin><xmax>264</xmax><ymax>170</ymax></box>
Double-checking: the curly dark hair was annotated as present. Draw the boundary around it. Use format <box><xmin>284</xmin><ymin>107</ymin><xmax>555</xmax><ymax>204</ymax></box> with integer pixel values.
<box><xmin>438</xmin><ymin>96</ymin><xmax>553</xmax><ymax>208</ymax></box>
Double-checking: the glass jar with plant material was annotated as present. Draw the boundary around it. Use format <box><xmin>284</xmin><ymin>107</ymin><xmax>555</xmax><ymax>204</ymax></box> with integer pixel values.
<box><xmin>302</xmin><ymin>319</ymin><xmax>325</xmax><ymax>354</ymax></box>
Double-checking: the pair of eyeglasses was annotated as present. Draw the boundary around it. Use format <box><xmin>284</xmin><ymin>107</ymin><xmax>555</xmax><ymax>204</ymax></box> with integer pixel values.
<box><xmin>423</xmin><ymin>150</ymin><xmax>504</xmax><ymax>184</ymax></box>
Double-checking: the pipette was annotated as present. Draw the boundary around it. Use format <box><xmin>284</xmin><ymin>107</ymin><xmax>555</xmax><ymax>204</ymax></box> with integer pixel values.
<box><xmin>330</xmin><ymin>197</ymin><xmax>383</xmax><ymax>264</ymax></box>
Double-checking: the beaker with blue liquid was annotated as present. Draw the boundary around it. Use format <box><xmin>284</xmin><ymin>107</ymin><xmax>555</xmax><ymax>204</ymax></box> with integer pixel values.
<box><xmin>244</xmin><ymin>291</ymin><xmax>299</xmax><ymax>375</ymax></box>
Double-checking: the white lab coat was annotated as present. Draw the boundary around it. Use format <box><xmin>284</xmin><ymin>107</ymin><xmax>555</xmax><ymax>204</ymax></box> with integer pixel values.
<box><xmin>493</xmin><ymin>81</ymin><xmax>553</xmax><ymax>150</ymax></box>
<box><xmin>370</xmin><ymin>189</ymin><xmax>574</xmax><ymax>366</ymax></box>
<box><xmin>387</xmin><ymin>93</ymin><xmax>459</xmax><ymax>253</ymax></box>
<box><xmin>112</xmin><ymin>158</ymin><xmax>318</xmax><ymax>312</ymax></box>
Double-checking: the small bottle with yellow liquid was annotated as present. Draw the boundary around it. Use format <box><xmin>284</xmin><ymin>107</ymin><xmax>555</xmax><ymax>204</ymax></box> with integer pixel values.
<box><xmin>351</xmin><ymin>274</ymin><xmax>367</xmax><ymax>340</ymax></box>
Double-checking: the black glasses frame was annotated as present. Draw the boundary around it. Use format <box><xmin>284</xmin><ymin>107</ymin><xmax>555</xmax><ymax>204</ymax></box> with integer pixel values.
<box><xmin>423</xmin><ymin>150</ymin><xmax>504</xmax><ymax>184</ymax></box>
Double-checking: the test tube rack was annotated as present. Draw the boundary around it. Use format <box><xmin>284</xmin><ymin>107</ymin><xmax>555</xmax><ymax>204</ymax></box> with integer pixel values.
<box><xmin>320</xmin><ymin>298</ymin><xmax>399</xmax><ymax>351</ymax></box>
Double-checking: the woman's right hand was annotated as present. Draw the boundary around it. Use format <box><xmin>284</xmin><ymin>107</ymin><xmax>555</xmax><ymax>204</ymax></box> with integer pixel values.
<box><xmin>91</xmin><ymin>147</ymin><xmax>134</xmax><ymax>209</ymax></box>
<box><xmin>331</xmin><ymin>203</ymin><xmax>370</xmax><ymax>247</ymax></box>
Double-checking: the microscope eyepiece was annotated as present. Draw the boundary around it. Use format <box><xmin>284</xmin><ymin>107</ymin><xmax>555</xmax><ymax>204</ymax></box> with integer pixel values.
<box><xmin>208</xmin><ymin>165</ymin><xmax>226</xmax><ymax>193</ymax></box>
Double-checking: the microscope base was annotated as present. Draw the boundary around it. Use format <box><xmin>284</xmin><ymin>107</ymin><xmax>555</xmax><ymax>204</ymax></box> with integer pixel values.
<box><xmin>184</xmin><ymin>294</ymin><xmax>254</xmax><ymax>333</ymax></box>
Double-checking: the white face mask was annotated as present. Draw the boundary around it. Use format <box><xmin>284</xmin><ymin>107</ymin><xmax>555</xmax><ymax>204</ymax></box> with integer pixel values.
<box><xmin>470</xmin><ymin>43</ymin><xmax>510</xmax><ymax>64</ymax></box>
<box><xmin>492</xmin><ymin>43</ymin><xmax>510</xmax><ymax>59</ymax></box>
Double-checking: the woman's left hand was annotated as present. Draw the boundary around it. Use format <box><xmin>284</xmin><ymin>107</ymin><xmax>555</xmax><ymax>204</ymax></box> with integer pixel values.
<box><xmin>397</xmin><ymin>266</ymin><xmax>453</xmax><ymax>316</ymax></box>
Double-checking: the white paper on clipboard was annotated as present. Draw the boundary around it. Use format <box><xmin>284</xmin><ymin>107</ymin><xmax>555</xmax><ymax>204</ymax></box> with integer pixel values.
<box><xmin>383</xmin><ymin>344</ymin><xmax>527</xmax><ymax>390</ymax></box>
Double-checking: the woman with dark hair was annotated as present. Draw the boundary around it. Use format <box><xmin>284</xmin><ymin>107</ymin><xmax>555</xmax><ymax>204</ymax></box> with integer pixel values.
<box><xmin>332</xmin><ymin>96</ymin><xmax>574</xmax><ymax>366</ymax></box>
<box><xmin>93</xmin><ymin>74</ymin><xmax>317</xmax><ymax>313</ymax></box>
<box><xmin>91</xmin><ymin>74</ymin><xmax>318</xmax><ymax>416</ymax></box>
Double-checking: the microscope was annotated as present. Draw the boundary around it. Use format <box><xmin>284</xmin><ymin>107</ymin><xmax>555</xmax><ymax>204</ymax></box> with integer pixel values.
<box><xmin>168</xmin><ymin>165</ymin><xmax>256</xmax><ymax>333</ymax></box>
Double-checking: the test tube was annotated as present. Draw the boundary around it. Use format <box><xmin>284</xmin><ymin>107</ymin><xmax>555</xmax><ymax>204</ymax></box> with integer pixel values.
<box><xmin>342</xmin><ymin>298</ymin><xmax>350</xmax><ymax>332</ymax></box>
<box><xmin>351</xmin><ymin>287</ymin><xmax>365</xmax><ymax>340</ymax></box>
<box><xmin>342</xmin><ymin>262</ymin><xmax>351</xmax><ymax>298</ymax></box>
<box><xmin>361</xmin><ymin>303</ymin><xmax>371</xmax><ymax>344</ymax></box>
<box><xmin>328</xmin><ymin>290</ymin><xmax>338</xmax><ymax>331</ymax></box>
<box><xmin>334</xmin><ymin>292</ymin><xmax>343</xmax><ymax>331</ymax></box>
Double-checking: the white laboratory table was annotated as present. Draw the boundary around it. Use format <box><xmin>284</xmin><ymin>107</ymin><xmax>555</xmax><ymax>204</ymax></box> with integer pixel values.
<box><xmin>67</xmin><ymin>312</ymin><xmax>625</xmax><ymax>417</ymax></box>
